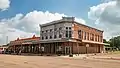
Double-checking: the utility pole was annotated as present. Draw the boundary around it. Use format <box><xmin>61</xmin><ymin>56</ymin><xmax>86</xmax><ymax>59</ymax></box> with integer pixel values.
<box><xmin>6</xmin><ymin>36</ymin><xmax>8</xmax><ymax>44</ymax></box>
<box><xmin>39</xmin><ymin>24</ymin><xmax>41</xmax><ymax>54</ymax></box>
<box><xmin>112</xmin><ymin>36</ymin><xmax>114</xmax><ymax>51</ymax></box>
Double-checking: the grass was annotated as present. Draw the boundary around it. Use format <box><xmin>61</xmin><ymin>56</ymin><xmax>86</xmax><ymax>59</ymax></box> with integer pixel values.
<box><xmin>108</xmin><ymin>51</ymin><xmax>120</xmax><ymax>54</ymax></box>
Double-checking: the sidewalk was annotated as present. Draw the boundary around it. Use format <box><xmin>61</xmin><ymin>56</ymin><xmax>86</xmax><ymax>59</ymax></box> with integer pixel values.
<box><xmin>59</xmin><ymin>53</ymin><xmax>120</xmax><ymax>60</ymax></box>
<box><xmin>59</xmin><ymin>54</ymin><xmax>95</xmax><ymax>59</ymax></box>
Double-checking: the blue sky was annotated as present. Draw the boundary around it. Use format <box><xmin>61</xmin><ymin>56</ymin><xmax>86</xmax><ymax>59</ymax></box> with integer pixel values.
<box><xmin>0</xmin><ymin>0</ymin><xmax>100</xmax><ymax>23</ymax></box>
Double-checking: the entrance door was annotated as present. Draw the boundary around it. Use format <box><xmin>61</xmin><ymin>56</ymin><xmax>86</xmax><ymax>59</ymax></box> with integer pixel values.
<box><xmin>65</xmin><ymin>46</ymin><xmax>71</xmax><ymax>55</ymax></box>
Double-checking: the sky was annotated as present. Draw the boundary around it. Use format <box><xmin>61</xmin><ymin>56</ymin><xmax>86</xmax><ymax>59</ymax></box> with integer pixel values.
<box><xmin>0</xmin><ymin>0</ymin><xmax>120</xmax><ymax>44</ymax></box>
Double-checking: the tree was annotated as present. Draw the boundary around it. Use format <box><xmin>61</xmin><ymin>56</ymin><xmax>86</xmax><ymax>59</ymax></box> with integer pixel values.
<box><xmin>109</xmin><ymin>36</ymin><xmax>120</xmax><ymax>48</ymax></box>
<box><xmin>103</xmin><ymin>39</ymin><xmax>108</xmax><ymax>43</ymax></box>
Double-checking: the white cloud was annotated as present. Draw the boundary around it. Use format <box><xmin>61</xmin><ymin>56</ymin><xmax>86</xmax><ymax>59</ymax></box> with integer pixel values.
<box><xmin>0</xmin><ymin>22</ymin><xmax>34</xmax><ymax>45</ymax></box>
<box><xmin>88</xmin><ymin>0</ymin><xmax>120</xmax><ymax>40</ymax></box>
<box><xmin>0</xmin><ymin>10</ymin><xmax>85</xmax><ymax>44</ymax></box>
<box><xmin>75</xmin><ymin>18</ymin><xmax>86</xmax><ymax>24</ymax></box>
<box><xmin>0</xmin><ymin>0</ymin><xmax>10</xmax><ymax>11</ymax></box>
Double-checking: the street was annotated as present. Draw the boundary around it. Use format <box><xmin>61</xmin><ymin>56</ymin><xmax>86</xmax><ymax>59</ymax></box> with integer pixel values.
<box><xmin>0</xmin><ymin>54</ymin><xmax>120</xmax><ymax>68</ymax></box>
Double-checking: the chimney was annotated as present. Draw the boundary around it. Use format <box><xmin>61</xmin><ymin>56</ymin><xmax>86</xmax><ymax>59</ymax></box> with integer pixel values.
<box><xmin>62</xmin><ymin>17</ymin><xmax>75</xmax><ymax>21</ymax></box>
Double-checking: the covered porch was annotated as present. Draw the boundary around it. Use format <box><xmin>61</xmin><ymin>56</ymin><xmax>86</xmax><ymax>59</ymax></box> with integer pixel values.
<box><xmin>40</xmin><ymin>39</ymin><xmax>81</xmax><ymax>55</ymax></box>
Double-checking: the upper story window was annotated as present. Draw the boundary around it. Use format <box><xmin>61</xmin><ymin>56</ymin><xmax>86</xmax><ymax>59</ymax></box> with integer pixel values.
<box><xmin>87</xmin><ymin>32</ymin><xmax>89</xmax><ymax>40</ymax></box>
<box><xmin>66</xmin><ymin>27</ymin><xmax>72</xmax><ymax>38</ymax></box>
<box><xmin>90</xmin><ymin>33</ymin><xmax>92</xmax><ymax>41</ymax></box>
<box><xmin>59</xmin><ymin>27</ymin><xmax>62</xmax><ymax>38</ymax></box>
<box><xmin>78</xmin><ymin>30</ymin><xmax>82</xmax><ymax>39</ymax></box>
<box><xmin>69</xmin><ymin>31</ymin><xmax>72</xmax><ymax>38</ymax></box>
<box><xmin>82</xmin><ymin>31</ymin><xmax>83</xmax><ymax>39</ymax></box>
<box><xmin>46</xmin><ymin>30</ymin><xmax>48</xmax><ymax>33</ymax></box>
<box><xmin>50</xmin><ymin>36</ymin><xmax>52</xmax><ymax>39</ymax></box>
<box><xmin>54</xmin><ymin>35</ymin><xmax>57</xmax><ymax>39</ymax></box>
<box><xmin>66</xmin><ymin>31</ymin><xmax>69</xmax><ymax>38</ymax></box>
<box><xmin>49</xmin><ymin>29</ymin><xmax>53</xmax><ymax>39</ymax></box>
<box><xmin>66</xmin><ymin>27</ymin><xmax>68</xmax><ymax>30</ymax></box>
<box><xmin>54</xmin><ymin>28</ymin><xmax>57</xmax><ymax>39</ymax></box>
<box><xmin>95</xmin><ymin>35</ymin><xmax>97</xmax><ymax>41</ymax></box>
<box><xmin>92</xmin><ymin>34</ymin><xmax>94</xmax><ymax>41</ymax></box>
<box><xmin>98</xmin><ymin>35</ymin><xmax>99</xmax><ymax>42</ymax></box>
<box><xmin>54</xmin><ymin>28</ymin><xmax>57</xmax><ymax>31</ymax></box>
<box><xmin>59</xmin><ymin>27</ymin><xmax>62</xmax><ymax>30</ymax></box>
<box><xmin>69</xmin><ymin>27</ymin><xmax>71</xmax><ymax>30</ymax></box>
<box><xmin>59</xmin><ymin>34</ymin><xmax>62</xmax><ymax>38</ymax></box>
<box><xmin>84</xmin><ymin>32</ymin><xmax>86</xmax><ymax>40</ymax></box>
<box><xmin>42</xmin><ymin>36</ymin><xmax>44</xmax><ymax>40</ymax></box>
<box><xmin>45</xmin><ymin>36</ymin><xmax>48</xmax><ymax>39</ymax></box>
<box><xmin>50</xmin><ymin>29</ymin><xmax>53</xmax><ymax>32</ymax></box>
<box><xmin>42</xmin><ymin>31</ymin><xmax>44</xmax><ymax>33</ymax></box>
<box><xmin>100</xmin><ymin>36</ymin><xmax>103</xmax><ymax>42</ymax></box>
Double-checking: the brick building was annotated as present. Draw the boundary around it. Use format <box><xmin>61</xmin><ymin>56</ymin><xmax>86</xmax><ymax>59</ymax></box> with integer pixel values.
<box><xmin>0</xmin><ymin>45</ymin><xmax>8</xmax><ymax>53</ymax></box>
<box><xmin>8</xmin><ymin>35</ymin><xmax>40</xmax><ymax>54</ymax></box>
<box><xmin>40</xmin><ymin>17</ymin><xmax>104</xmax><ymax>55</ymax></box>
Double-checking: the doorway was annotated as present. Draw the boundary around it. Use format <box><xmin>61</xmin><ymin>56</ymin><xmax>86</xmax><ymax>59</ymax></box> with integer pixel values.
<box><xmin>65</xmin><ymin>46</ymin><xmax>71</xmax><ymax>55</ymax></box>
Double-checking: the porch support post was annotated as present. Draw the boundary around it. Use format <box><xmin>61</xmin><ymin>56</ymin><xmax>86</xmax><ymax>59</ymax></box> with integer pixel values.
<box><xmin>29</xmin><ymin>45</ymin><xmax>31</xmax><ymax>53</ymax></box>
<box><xmin>14</xmin><ymin>45</ymin><xmax>15</xmax><ymax>53</ymax></box>
<box><xmin>77</xmin><ymin>42</ymin><xmax>79</xmax><ymax>55</ymax></box>
<box><xmin>20</xmin><ymin>44</ymin><xmax>22</xmax><ymax>54</ymax></box>
<box><xmin>39</xmin><ymin>43</ymin><xmax>40</xmax><ymax>54</ymax></box>
<box><xmin>65</xmin><ymin>43</ymin><xmax>66</xmax><ymax>55</ymax></box>
<box><xmin>72</xmin><ymin>42</ymin><xmax>73</xmax><ymax>54</ymax></box>
<box><xmin>55</xmin><ymin>42</ymin><xmax>56</xmax><ymax>54</ymax></box>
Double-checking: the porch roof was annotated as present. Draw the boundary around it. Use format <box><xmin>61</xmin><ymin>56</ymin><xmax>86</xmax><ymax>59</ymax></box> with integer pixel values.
<box><xmin>9</xmin><ymin>40</ymin><xmax>40</xmax><ymax>46</ymax></box>
<box><xmin>82</xmin><ymin>40</ymin><xmax>104</xmax><ymax>45</ymax></box>
<box><xmin>40</xmin><ymin>39</ymin><xmax>81</xmax><ymax>43</ymax></box>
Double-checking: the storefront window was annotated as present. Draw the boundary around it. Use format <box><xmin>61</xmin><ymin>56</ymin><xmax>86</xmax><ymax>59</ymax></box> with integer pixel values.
<box><xmin>41</xmin><ymin>47</ymin><xmax>44</xmax><ymax>51</ymax></box>
<box><xmin>57</xmin><ymin>46</ymin><xmax>62</xmax><ymax>51</ymax></box>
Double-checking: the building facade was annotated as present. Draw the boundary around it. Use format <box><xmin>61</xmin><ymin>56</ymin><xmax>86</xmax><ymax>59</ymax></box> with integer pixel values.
<box><xmin>8</xmin><ymin>35</ymin><xmax>40</xmax><ymax>54</ymax></box>
<box><xmin>40</xmin><ymin>17</ymin><xmax>104</xmax><ymax>55</ymax></box>
<box><xmin>0</xmin><ymin>45</ymin><xmax>8</xmax><ymax>53</ymax></box>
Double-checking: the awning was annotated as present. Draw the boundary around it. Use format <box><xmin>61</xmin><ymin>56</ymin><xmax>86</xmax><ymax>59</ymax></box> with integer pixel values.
<box><xmin>82</xmin><ymin>40</ymin><xmax>104</xmax><ymax>45</ymax></box>
<box><xmin>40</xmin><ymin>39</ymin><xmax>81</xmax><ymax>43</ymax></box>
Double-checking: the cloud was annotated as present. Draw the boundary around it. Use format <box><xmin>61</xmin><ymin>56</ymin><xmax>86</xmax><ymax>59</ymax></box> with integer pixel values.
<box><xmin>0</xmin><ymin>22</ymin><xmax>34</xmax><ymax>44</ymax></box>
<box><xmin>88</xmin><ymin>0</ymin><xmax>120</xmax><ymax>40</ymax></box>
<box><xmin>0</xmin><ymin>10</ymin><xmax>85</xmax><ymax>44</ymax></box>
<box><xmin>0</xmin><ymin>0</ymin><xmax>10</xmax><ymax>11</ymax></box>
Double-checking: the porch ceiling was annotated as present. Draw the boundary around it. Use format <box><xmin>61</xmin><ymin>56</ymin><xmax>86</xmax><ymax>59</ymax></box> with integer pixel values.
<box><xmin>40</xmin><ymin>39</ymin><xmax>81</xmax><ymax>43</ymax></box>
<box><xmin>82</xmin><ymin>40</ymin><xmax>104</xmax><ymax>45</ymax></box>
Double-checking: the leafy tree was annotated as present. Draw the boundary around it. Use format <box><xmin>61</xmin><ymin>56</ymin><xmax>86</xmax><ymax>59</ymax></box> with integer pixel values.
<box><xmin>109</xmin><ymin>36</ymin><xmax>120</xmax><ymax>48</ymax></box>
<box><xmin>103</xmin><ymin>39</ymin><xmax>108</xmax><ymax>43</ymax></box>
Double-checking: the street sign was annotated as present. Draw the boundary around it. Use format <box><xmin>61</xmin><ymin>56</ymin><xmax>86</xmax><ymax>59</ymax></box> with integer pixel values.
<box><xmin>86</xmin><ymin>44</ymin><xmax>89</xmax><ymax>47</ymax></box>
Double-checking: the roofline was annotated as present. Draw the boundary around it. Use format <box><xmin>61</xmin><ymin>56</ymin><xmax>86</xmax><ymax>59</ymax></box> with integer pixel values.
<box><xmin>74</xmin><ymin>22</ymin><xmax>104</xmax><ymax>32</ymax></box>
<box><xmin>40</xmin><ymin>19</ymin><xmax>63</xmax><ymax>27</ymax></box>
<box><xmin>40</xmin><ymin>18</ymin><xmax>103</xmax><ymax>32</ymax></box>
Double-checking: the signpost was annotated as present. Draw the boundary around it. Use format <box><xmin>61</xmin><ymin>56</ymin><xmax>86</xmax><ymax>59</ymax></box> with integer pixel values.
<box><xmin>86</xmin><ymin>44</ymin><xmax>89</xmax><ymax>56</ymax></box>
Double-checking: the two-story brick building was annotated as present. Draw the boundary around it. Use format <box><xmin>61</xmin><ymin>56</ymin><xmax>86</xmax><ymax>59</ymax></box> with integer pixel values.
<box><xmin>40</xmin><ymin>17</ymin><xmax>104</xmax><ymax>55</ymax></box>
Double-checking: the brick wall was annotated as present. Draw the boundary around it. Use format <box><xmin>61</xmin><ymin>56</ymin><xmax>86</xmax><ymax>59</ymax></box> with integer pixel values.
<box><xmin>72</xmin><ymin>22</ymin><xmax>103</xmax><ymax>43</ymax></box>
